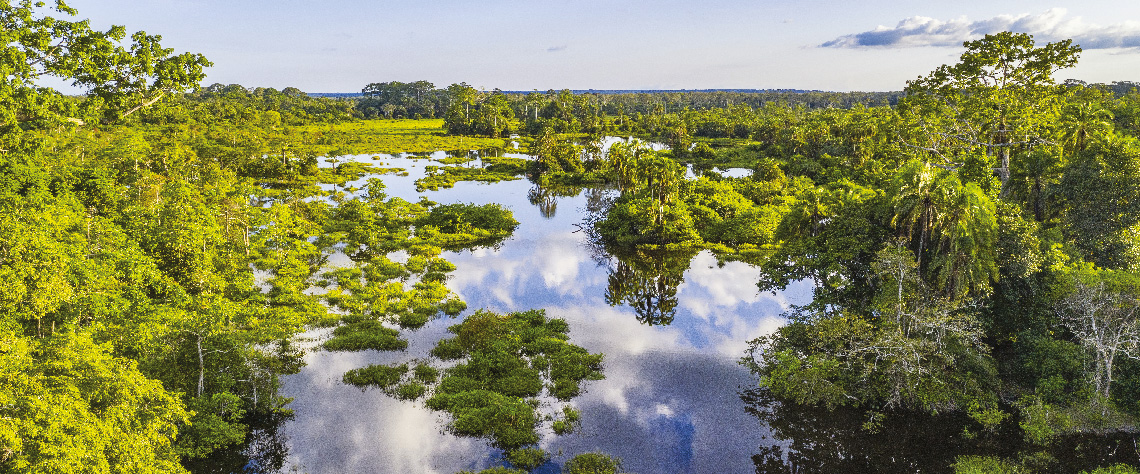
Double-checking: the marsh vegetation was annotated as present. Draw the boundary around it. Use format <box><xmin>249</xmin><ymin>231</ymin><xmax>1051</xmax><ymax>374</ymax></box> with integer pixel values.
<box><xmin>5</xmin><ymin>2</ymin><xmax>1140</xmax><ymax>473</ymax></box>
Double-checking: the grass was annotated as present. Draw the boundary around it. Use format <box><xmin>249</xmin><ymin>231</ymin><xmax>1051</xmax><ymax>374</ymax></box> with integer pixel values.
<box><xmin>323</xmin><ymin>320</ymin><xmax>408</xmax><ymax>352</ymax></box>
<box><xmin>342</xmin><ymin>363</ymin><xmax>409</xmax><ymax>388</ymax></box>
<box><xmin>416</xmin><ymin>165</ymin><xmax>521</xmax><ymax>192</ymax></box>
<box><xmin>295</xmin><ymin>119</ymin><xmax>510</xmax><ymax>155</ymax></box>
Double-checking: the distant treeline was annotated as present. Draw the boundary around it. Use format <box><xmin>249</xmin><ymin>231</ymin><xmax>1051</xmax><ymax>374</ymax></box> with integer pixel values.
<box><xmin>227</xmin><ymin>80</ymin><xmax>1140</xmax><ymax>129</ymax></box>
<box><xmin>348</xmin><ymin>80</ymin><xmax>906</xmax><ymax>120</ymax></box>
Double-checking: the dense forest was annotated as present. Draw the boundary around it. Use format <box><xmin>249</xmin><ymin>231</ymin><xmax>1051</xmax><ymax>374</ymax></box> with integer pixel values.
<box><xmin>4</xmin><ymin>1</ymin><xmax>1140</xmax><ymax>473</ymax></box>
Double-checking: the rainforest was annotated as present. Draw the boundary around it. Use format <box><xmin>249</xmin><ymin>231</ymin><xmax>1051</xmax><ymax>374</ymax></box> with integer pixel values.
<box><xmin>4</xmin><ymin>2</ymin><xmax>1140</xmax><ymax>473</ymax></box>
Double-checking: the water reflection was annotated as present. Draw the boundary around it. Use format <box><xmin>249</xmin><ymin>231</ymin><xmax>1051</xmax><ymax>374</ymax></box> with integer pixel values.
<box><xmin>526</xmin><ymin>184</ymin><xmax>585</xmax><ymax>219</ymax></box>
<box><xmin>183</xmin><ymin>411</ymin><xmax>292</xmax><ymax>474</ymax></box>
<box><xmin>743</xmin><ymin>388</ymin><xmax>1140</xmax><ymax>474</ymax></box>
<box><xmin>264</xmin><ymin>152</ymin><xmax>805</xmax><ymax>474</ymax></box>
<box><xmin>604</xmin><ymin>246</ymin><xmax>699</xmax><ymax>326</ymax></box>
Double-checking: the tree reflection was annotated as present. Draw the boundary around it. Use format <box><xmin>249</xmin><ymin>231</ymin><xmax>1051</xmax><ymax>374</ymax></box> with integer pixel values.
<box><xmin>743</xmin><ymin>388</ymin><xmax>1014</xmax><ymax>474</ymax></box>
<box><xmin>527</xmin><ymin>184</ymin><xmax>584</xmax><ymax>219</ymax></box>
<box><xmin>742</xmin><ymin>388</ymin><xmax>1140</xmax><ymax>474</ymax></box>
<box><xmin>183</xmin><ymin>410</ymin><xmax>293</xmax><ymax>474</ymax></box>
<box><xmin>605</xmin><ymin>246</ymin><xmax>699</xmax><ymax>326</ymax></box>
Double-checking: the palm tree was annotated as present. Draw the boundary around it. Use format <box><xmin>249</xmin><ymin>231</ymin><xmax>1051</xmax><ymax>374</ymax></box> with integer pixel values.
<box><xmin>1060</xmin><ymin>101</ymin><xmax>1115</xmax><ymax>155</ymax></box>
<box><xmin>891</xmin><ymin>160</ymin><xmax>939</xmax><ymax>265</ymax></box>
<box><xmin>927</xmin><ymin>180</ymin><xmax>998</xmax><ymax>299</ymax></box>
<box><xmin>606</xmin><ymin>140</ymin><xmax>646</xmax><ymax>194</ymax></box>
<box><xmin>891</xmin><ymin>160</ymin><xmax>998</xmax><ymax>299</ymax></box>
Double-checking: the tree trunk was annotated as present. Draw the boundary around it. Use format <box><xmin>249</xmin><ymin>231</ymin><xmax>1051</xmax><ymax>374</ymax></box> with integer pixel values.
<box><xmin>197</xmin><ymin>335</ymin><xmax>206</xmax><ymax>397</ymax></box>
<box><xmin>998</xmin><ymin>146</ymin><xmax>1011</xmax><ymax>193</ymax></box>
<box><xmin>1033</xmin><ymin>177</ymin><xmax>1044</xmax><ymax>222</ymax></box>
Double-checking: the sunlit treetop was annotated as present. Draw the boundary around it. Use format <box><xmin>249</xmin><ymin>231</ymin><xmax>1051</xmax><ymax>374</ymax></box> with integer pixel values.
<box><xmin>905</xmin><ymin>31</ymin><xmax>1081</xmax><ymax>95</ymax></box>
<box><xmin>1</xmin><ymin>0</ymin><xmax>210</xmax><ymax>147</ymax></box>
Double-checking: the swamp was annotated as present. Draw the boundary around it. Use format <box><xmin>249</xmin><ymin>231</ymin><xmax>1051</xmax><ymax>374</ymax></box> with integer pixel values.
<box><xmin>4</xmin><ymin>2</ymin><xmax>1140</xmax><ymax>473</ymax></box>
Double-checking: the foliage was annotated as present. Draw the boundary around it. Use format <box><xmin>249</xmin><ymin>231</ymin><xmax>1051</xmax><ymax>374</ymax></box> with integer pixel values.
<box><xmin>900</xmin><ymin>32</ymin><xmax>1080</xmax><ymax>191</ymax></box>
<box><xmin>322</xmin><ymin>320</ymin><xmax>408</xmax><ymax>352</ymax></box>
<box><xmin>504</xmin><ymin>447</ymin><xmax>548</xmax><ymax>471</ymax></box>
<box><xmin>563</xmin><ymin>452</ymin><xmax>625</xmax><ymax>474</ymax></box>
<box><xmin>424</xmin><ymin>310</ymin><xmax>603</xmax><ymax>452</ymax></box>
<box><xmin>342</xmin><ymin>363</ymin><xmax>408</xmax><ymax>389</ymax></box>
<box><xmin>417</xmin><ymin>164</ymin><xmax>522</xmax><ymax>192</ymax></box>
<box><xmin>8</xmin><ymin>8</ymin><xmax>1140</xmax><ymax>469</ymax></box>
<box><xmin>1084</xmin><ymin>465</ymin><xmax>1140</xmax><ymax>474</ymax></box>
<box><xmin>0</xmin><ymin>331</ymin><xmax>189</xmax><ymax>473</ymax></box>
<box><xmin>2</xmin><ymin>0</ymin><xmax>209</xmax><ymax>147</ymax></box>
<box><xmin>953</xmin><ymin>455</ymin><xmax>1026</xmax><ymax>474</ymax></box>
<box><xmin>177</xmin><ymin>392</ymin><xmax>247</xmax><ymax>460</ymax></box>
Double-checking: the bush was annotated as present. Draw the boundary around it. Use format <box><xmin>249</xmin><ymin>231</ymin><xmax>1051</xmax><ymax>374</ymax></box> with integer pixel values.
<box><xmin>564</xmin><ymin>452</ymin><xmax>623</xmax><ymax>474</ymax></box>
<box><xmin>342</xmin><ymin>364</ymin><xmax>408</xmax><ymax>388</ymax></box>
<box><xmin>395</xmin><ymin>382</ymin><xmax>427</xmax><ymax>400</ymax></box>
<box><xmin>505</xmin><ymin>447</ymin><xmax>548</xmax><ymax>471</ymax></box>
<box><xmin>323</xmin><ymin>321</ymin><xmax>407</xmax><ymax>352</ymax></box>
<box><xmin>952</xmin><ymin>455</ymin><xmax>1024</xmax><ymax>474</ymax></box>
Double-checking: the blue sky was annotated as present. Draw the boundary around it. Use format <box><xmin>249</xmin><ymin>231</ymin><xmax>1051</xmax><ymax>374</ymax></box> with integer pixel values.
<box><xmin>60</xmin><ymin>0</ymin><xmax>1140</xmax><ymax>92</ymax></box>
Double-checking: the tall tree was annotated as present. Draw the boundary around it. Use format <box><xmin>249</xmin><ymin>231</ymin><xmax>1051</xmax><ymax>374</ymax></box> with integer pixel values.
<box><xmin>901</xmin><ymin>32</ymin><xmax>1080</xmax><ymax>193</ymax></box>
<box><xmin>1</xmin><ymin>0</ymin><xmax>210</xmax><ymax>142</ymax></box>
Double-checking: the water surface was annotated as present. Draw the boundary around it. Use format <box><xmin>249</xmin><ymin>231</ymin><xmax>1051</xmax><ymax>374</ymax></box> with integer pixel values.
<box><xmin>275</xmin><ymin>152</ymin><xmax>806</xmax><ymax>473</ymax></box>
<box><xmin>215</xmin><ymin>151</ymin><xmax>1139</xmax><ymax>474</ymax></box>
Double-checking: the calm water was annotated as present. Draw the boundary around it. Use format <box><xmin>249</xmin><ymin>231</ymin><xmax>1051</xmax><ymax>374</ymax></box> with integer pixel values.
<box><xmin>263</xmin><ymin>152</ymin><xmax>803</xmax><ymax>473</ymax></box>
<box><xmin>214</xmin><ymin>151</ymin><xmax>1138</xmax><ymax>474</ymax></box>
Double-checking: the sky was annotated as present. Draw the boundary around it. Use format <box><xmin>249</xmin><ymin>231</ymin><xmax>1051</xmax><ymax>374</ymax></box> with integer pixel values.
<box><xmin>55</xmin><ymin>0</ymin><xmax>1140</xmax><ymax>93</ymax></box>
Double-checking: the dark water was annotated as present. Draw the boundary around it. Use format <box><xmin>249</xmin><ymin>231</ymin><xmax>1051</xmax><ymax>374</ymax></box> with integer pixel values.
<box><xmin>212</xmin><ymin>151</ymin><xmax>1137</xmax><ymax>474</ymax></box>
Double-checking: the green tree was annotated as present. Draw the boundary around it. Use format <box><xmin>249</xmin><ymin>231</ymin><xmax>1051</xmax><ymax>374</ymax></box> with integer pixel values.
<box><xmin>901</xmin><ymin>32</ymin><xmax>1080</xmax><ymax>193</ymax></box>
<box><xmin>0</xmin><ymin>331</ymin><xmax>189</xmax><ymax>473</ymax></box>
<box><xmin>1060</xmin><ymin>100</ymin><xmax>1115</xmax><ymax>154</ymax></box>
<box><xmin>891</xmin><ymin>160</ymin><xmax>998</xmax><ymax>299</ymax></box>
<box><xmin>1060</xmin><ymin>139</ymin><xmax>1140</xmax><ymax>269</ymax></box>
<box><xmin>1</xmin><ymin>0</ymin><xmax>209</xmax><ymax>145</ymax></box>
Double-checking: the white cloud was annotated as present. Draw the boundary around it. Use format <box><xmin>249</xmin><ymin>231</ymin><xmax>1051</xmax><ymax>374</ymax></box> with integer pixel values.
<box><xmin>823</xmin><ymin>8</ymin><xmax>1140</xmax><ymax>50</ymax></box>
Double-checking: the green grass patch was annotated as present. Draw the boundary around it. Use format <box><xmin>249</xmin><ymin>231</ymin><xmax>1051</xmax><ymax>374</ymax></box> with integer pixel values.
<box><xmin>343</xmin><ymin>363</ymin><xmax>409</xmax><ymax>388</ymax></box>
<box><xmin>323</xmin><ymin>320</ymin><xmax>408</xmax><ymax>352</ymax></box>
<box><xmin>295</xmin><ymin>119</ymin><xmax>509</xmax><ymax>155</ymax></box>
<box><xmin>416</xmin><ymin>165</ymin><xmax>522</xmax><ymax>192</ymax></box>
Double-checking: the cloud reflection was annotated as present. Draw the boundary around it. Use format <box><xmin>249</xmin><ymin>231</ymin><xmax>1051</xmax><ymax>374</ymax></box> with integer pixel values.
<box><xmin>276</xmin><ymin>161</ymin><xmax>803</xmax><ymax>473</ymax></box>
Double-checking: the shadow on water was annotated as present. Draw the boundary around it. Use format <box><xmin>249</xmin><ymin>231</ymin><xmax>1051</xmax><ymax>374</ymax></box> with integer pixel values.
<box><xmin>743</xmin><ymin>388</ymin><xmax>1140</xmax><ymax>474</ymax></box>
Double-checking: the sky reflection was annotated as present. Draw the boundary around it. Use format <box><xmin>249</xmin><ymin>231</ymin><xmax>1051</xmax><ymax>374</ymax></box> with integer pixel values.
<box><xmin>276</xmin><ymin>153</ymin><xmax>806</xmax><ymax>473</ymax></box>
